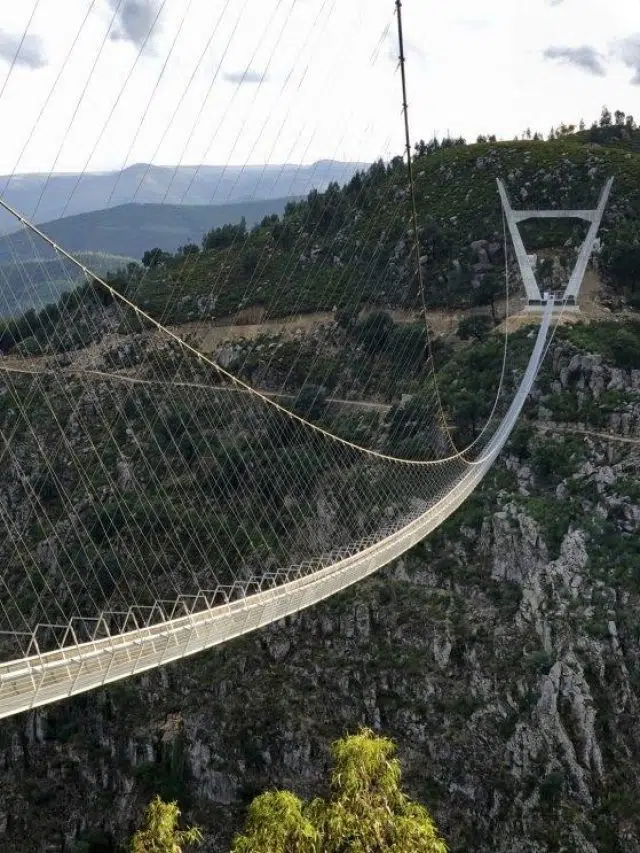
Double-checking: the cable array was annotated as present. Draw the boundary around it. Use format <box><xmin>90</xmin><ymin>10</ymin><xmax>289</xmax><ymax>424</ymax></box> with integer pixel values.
<box><xmin>0</xmin><ymin>1</ymin><xmax>562</xmax><ymax>716</ymax></box>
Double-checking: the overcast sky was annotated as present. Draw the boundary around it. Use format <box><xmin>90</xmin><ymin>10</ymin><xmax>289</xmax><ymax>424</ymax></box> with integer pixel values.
<box><xmin>0</xmin><ymin>0</ymin><xmax>638</xmax><ymax>176</ymax></box>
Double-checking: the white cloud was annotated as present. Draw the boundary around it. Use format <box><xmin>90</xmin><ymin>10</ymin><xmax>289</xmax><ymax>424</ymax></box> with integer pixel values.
<box><xmin>614</xmin><ymin>34</ymin><xmax>640</xmax><ymax>85</ymax></box>
<box><xmin>0</xmin><ymin>0</ymin><xmax>638</xmax><ymax>177</ymax></box>
<box><xmin>0</xmin><ymin>31</ymin><xmax>47</xmax><ymax>69</ymax></box>
<box><xmin>543</xmin><ymin>45</ymin><xmax>607</xmax><ymax>77</ymax></box>
<box><xmin>106</xmin><ymin>0</ymin><xmax>163</xmax><ymax>49</ymax></box>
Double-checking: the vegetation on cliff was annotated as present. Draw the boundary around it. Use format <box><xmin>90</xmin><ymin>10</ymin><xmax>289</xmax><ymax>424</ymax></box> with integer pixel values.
<box><xmin>124</xmin><ymin>731</ymin><xmax>446</xmax><ymax>853</ymax></box>
<box><xmin>129</xmin><ymin>797</ymin><xmax>202</xmax><ymax>853</ymax></box>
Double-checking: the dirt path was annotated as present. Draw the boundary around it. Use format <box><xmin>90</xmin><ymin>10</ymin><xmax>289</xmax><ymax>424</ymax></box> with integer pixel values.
<box><xmin>0</xmin><ymin>360</ymin><xmax>392</xmax><ymax>414</ymax></box>
<box><xmin>533</xmin><ymin>420</ymin><xmax>640</xmax><ymax>446</ymax></box>
<box><xmin>7</xmin><ymin>360</ymin><xmax>640</xmax><ymax>443</ymax></box>
<box><xmin>174</xmin><ymin>307</ymin><xmax>457</xmax><ymax>352</ymax></box>
<box><xmin>497</xmin><ymin>265</ymin><xmax>615</xmax><ymax>333</ymax></box>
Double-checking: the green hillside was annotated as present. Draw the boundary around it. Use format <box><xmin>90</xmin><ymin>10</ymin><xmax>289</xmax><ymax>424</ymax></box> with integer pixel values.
<box><xmin>117</xmin><ymin>133</ymin><xmax>640</xmax><ymax>325</ymax></box>
<box><xmin>3</xmin><ymin>117</ymin><xmax>640</xmax><ymax>356</ymax></box>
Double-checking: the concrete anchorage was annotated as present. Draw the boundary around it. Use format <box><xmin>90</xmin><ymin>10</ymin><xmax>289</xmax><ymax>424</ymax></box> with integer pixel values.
<box><xmin>496</xmin><ymin>177</ymin><xmax>614</xmax><ymax>312</ymax></box>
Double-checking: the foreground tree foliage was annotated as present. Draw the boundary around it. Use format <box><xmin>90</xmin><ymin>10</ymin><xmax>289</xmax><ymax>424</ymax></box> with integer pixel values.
<box><xmin>129</xmin><ymin>796</ymin><xmax>202</xmax><ymax>853</ymax></box>
<box><xmin>231</xmin><ymin>728</ymin><xmax>447</xmax><ymax>853</ymax></box>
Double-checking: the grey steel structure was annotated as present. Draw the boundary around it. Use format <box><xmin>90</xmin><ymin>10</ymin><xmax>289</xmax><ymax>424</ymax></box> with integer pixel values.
<box><xmin>497</xmin><ymin>177</ymin><xmax>613</xmax><ymax>310</ymax></box>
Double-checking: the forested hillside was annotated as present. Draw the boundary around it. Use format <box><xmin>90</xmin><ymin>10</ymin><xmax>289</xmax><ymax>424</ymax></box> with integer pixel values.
<box><xmin>107</xmin><ymin>115</ymin><xmax>640</xmax><ymax>325</ymax></box>
<box><xmin>3</xmin><ymin>318</ymin><xmax>640</xmax><ymax>853</ymax></box>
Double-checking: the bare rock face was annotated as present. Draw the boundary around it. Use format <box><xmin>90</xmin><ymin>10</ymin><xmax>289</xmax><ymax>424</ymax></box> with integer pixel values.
<box><xmin>489</xmin><ymin>502</ymin><xmax>547</xmax><ymax>583</ymax></box>
<box><xmin>187</xmin><ymin>742</ymin><xmax>238</xmax><ymax>805</ymax></box>
<box><xmin>508</xmin><ymin>654</ymin><xmax>603</xmax><ymax>806</ymax></box>
<box><xmin>116</xmin><ymin>457</ymin><xmax>135</xmax><ymax>491</ymax></box>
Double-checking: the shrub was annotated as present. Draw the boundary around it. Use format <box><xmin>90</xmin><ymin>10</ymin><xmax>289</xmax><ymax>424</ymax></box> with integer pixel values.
<box><xmin>232</xmin><ymin>729</ymin><xmax>447</xmax><ymax>853</ymax></box>
<box><xmin>357</xmin><ymin>310</ymin><xmax>394</xmax><ymax>354</ymax></box>
<box><xmin>293</xmin><ymin>384</ymin><xmax>327</xmax><ymax>421</ymax></box>
<box><xmin>457</xmin><ymin>314</ymin><xmax>493</xmax><ymax>342</ymax></box>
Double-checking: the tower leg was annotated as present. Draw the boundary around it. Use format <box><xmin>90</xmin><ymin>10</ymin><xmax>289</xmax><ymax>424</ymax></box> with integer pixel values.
<box><xmin>496</xmin><ymin>179</ymin><xmax>542</xmax><ymax>303</ymax></box>
<box><xmin>564</xmin><ymin>177</ymin><xmax>614</xmax><ymax>301</ymax></box>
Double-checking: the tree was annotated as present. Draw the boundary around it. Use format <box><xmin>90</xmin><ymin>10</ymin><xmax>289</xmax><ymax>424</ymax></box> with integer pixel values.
<box><xmin>356</xmin><ymin>310</ymin><xmax>394</xmax><ymax>355</ymax></box>
<box><xmin>457</xmin><ymin>314</ymin><xmax>493</xmax><ymax>342</ymax></box>
<box><xmin>202</xmin><ymin>218</ymin><xmax>247</xmax><ymax>252</ymax></box>
<box><xmin>600</xmin><ymin>105</ymin><xmax>612</xmax><ymax>127</ymax></box>
<box><xmin>231</xmin><ymin>729</ymin><xmax>447</xmax><ymax>853</ymax></box>
<box><xmin>389</xmin><ymin>323</ymin><xmax>427</xmax><ymax>373</ymax></box>
<box><xmin>472</xmin><ymin>272</ymin><xmax>502</xmax><ymax>321</ymax></box>
<box><xmin>293</xmin><ymin>384</ymin><xmax>327</xmax><ymax>421</ymax></box>
<box><xmin>129</xmin><ymin>796</ymin><xmax>202</xmax><ymax>853</ymax></box>
<box><xmin>232</xmin><ymin>791</ymin><xmax>317</xmax><ymax>853</ymax></box>
<box><xmin>177</xmin><ymin>243</ymin><xmax>200</xmax><ymax>257</ymax></box>
<box><xmin>450</xmin><ymin>388</ymin><xmax>486</xmax><ymax>441</ymax></box>
<box><xmin>142</xmin><ymin>248</ymin><xmax>172</xmax><ymax>268</ymax></box>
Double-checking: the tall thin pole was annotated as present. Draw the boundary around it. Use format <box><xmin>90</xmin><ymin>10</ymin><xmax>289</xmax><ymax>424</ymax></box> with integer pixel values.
<box><xmin>396</xmin><ymin>0</ymin><xmax>413</xmax><ymax>171</ymax></box>
<box><xmin>395</xmin><ymin>0</ymin><xmax>455</xmax><ymax>451</ymax></box>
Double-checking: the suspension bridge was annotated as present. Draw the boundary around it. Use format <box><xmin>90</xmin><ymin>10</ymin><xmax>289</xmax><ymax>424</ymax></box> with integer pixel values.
<box><xmin>0</xmin><ymin>0</ymin><xmax>612</xmax><ymax>720</ymax></box>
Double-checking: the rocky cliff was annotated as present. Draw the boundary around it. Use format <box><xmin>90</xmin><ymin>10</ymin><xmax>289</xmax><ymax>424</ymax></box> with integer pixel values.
<box><xmin>1</xmin><ymin>333</ymin><xmax>640</xmax><ymax>853</ymax></box>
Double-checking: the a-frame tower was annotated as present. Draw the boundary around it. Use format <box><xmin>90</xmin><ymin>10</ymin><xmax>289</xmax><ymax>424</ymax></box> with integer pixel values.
<box><xmin>497</xmin><ymin>177</ymin><xmax>613</xmax><ymax>311</ymax></box>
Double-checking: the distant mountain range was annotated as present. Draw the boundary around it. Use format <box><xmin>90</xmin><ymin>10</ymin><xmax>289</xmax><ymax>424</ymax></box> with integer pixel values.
<box><xmin>0</xmin><ymin>198</ymin><xmax>296</xmax><ymax>265</ymax></box>
<box><xmin>0</xmin><ymin>160</ymin><xmax>368</xmax><ymax>235</ymax></box>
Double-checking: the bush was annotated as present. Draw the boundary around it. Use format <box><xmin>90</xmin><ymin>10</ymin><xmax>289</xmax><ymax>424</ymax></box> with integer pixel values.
<box><xmin>70</xmin><ymin>830</ymin><xmax>115</xmax><ymax>853</ymax></box>
<box><xmin>539</xmin><ymin>770</ymin><xmax>564</xmax><ymax>807</ymax></box>
<box><xmin>357</xmin><ymin>310</ymin><xmax>394</xmax><ymax>354</ymax></box>
<box><xmin>388</xmin><ymin>324</ymin><xmax>427</xmax><ymax>371</ymax></box>
<box><xmin>610</xmin><ymin>328</ymin><xmax>640</xmax><ymax>369</ymax></box>
<box><xmin>335</xmin><ymin>303</ymin><xmax>360</xmax><ymax>330</ymax></box>
<box><xmin>232</xmin><ymin>729</ymin><xmax>447</xmax><ymax>853</ymax></box>
<box><xmin>293</xmin><ymin>384</ymin><xmax>327</xmax><ymax>421</ymax></box>
<box><xmin>457</xmin><ymin>314</ymin><xmax>493</xmax><ymax>342</ymax></box>
<box><xmin>16</xmin><ymin>335</ymin><xmax>45</xmax><ymax>356</ymax></box>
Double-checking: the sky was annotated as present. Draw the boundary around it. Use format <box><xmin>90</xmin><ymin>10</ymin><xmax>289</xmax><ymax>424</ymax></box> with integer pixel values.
<box><xmin>0</xmin><ymin>0</ymin><xmax>638</xmax><ymax>176</ymax></box>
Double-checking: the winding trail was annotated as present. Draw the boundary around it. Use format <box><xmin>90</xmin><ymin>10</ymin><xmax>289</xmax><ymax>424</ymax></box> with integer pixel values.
<box><xmin>0</xmin><ymin>359</ymin><xmax>393</xmax><ymax>413</ymax></box>
<box><xmin>533</xmin><ymin>420</ymin><xmax>640</xmax><ymax>446</ymax></box>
